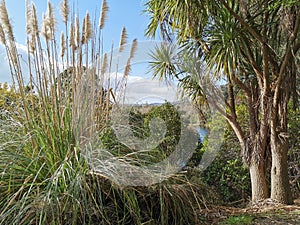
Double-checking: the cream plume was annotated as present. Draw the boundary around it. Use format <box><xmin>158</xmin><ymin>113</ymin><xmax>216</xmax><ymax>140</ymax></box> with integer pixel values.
<box><xmin>119</xmin><ymin>27</ymin><xmax>127</xmax><ymax>52</ymax></box>
<box><xmin>123</xmin><ymin>59</ymin><xmax>131</xmax><ymax>77</ymax></box>
<box><xmin>99</xmin><ymin>0</ymin><xmax>108</xmax><ymax>29</ymax></box>
<box><xmin>60</xmin><ymin>31</ymin><xmax>65</xmax><ymax>58</ymax></box>
<box><xmin>31</xmin><ymin>4</ymin><xmax>39</xmax><ymax>37</ymax></box>
<box><xmin>25</xmin><ymin>0</ymin><xmax>32</xmax><ymax>35</ymax></box>
<box><xmin>82</xmin><ymin>12</ymin><xmax>92</xmax><ymax>44</ymax></box>
<box><xmin>129</xmin><ymin>38</ymin><xmax>138</xmax><ymax>59</ymax></box>
<box><xmin>74</xmin><ymin>16</ymin><xmax>80</xmax><ymax>48</ymax></box>
<box><xmin>0</xmin><ymin>24</ymin><xmax>5</xmax><ymax>44</ymax></box>
<box><xmin>101</xmin><ymin>53</ymin><xmax>107</xmax><ymax>74</ymax></box>
<box><xmin>69</xmin><ymin>23</ymin><xmax>75</xmax><ymax>49</ymax></box>
<box><xmin>0</xmin><ymin>0</ymin><xmax>14</xmax><ymax>41</ymax></box>
<box><xmin>60</xmin><ymin>0</ymin><xmax>69</xmax><ymax>23</ymax></box>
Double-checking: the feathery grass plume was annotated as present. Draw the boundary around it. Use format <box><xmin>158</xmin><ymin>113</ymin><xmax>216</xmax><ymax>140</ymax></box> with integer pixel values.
<box><xmin>129</xmin><ymin>38</ymin><xmax>138</xmax><ymax>59</ymax></box>
<box><xmin>60</xmin><ymin>31</ymin><xmax>65</xmax><ymax>58</ymax></box>
<box><xmin>74</xmin><ymin>15</ymin><xmax>80</xmax><ymax>48</ymax></box>
<box><xmin>42</xmin><ymin>14</ymin><xmax>51</xmax><ymax>40</ymax></box>
<box><xmin>101</xmin><ymin>53</ymin><xmax>108</xmax><ymax>74</ymax></box>
<box><xmin>82</xmin><ymin>12</ymin><xmax>92</xmax><ymax>44</ymax></box>
<box><xmin>85</xmin><ymin>12</ymin><xmax>92</xmax><ymax>41</ymax></box>
<box><xmin>42</xmin><ymin>1</ymin><xmax>56</xmax><ymax>40</ymax></box>
<box><xmin>0</xmin><ymin>0</ymin><xmax>14</xmax><ymax>41</ymax></box>
<box><xmin>81</xmin><ymin>16</ymin><xmax>86</xmax><ymax>44</ymax></box>
<box><xmin>69</xmin><ymin>23</ymin><xmax>75</xmax><ymax>49</ymax></box>
<box><xmin>99</xmin><ymin>0</ymin><xmax>108</xmax><ymax>29</ymax></box>
<box><xmin>124</xmin><ymin>58</ymin><xmax>131</xmax><ymax>77</ymax></box>
<box><xmin>0</xmin><ymin>24</ymin><xmax>5</xmax><ymax>44</ymax></box>
<box><xmin>25</xmin><ymin>0</ymin><xmax>32</xmax><ymax>35</ymax></box>
<box><xmin>119</xmin><ymin>27</ymin><xmax>127</xmax><ymax>52</ymax></box>
<box><xmin>60</xmin><ymin>0</ymin><xmax>69</xmax><ymax>23</ymax></box>
<box><xmin>47</xmin><ymin>1</ymin><xmax>55</xmax><ymax>28</ymax></box>
<box><xmin>29</xmin><ymin>37</ymin><xmax>36</xmax><ymax>54</ymax></box>
<box><xmin>31</xmin><ymin>3</ymin><xmax>39</xmax><ymax>37</ymax></box>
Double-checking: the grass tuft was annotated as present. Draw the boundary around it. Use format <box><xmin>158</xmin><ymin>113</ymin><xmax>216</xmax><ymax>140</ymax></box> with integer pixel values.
<box><xmin>0</xmin><ymin>0</ymin><xmax>215</xmax><ymax>224</ymax></box>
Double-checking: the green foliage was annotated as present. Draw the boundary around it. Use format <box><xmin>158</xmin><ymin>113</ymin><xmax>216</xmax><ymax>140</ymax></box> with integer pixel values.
<box><xmin>271</xmin><ymin>0</ymin><xmax>300</xmax><ymax>8</ymax></box>
<box><xmin>100</xmin><ymin>125</ymin><xmax>133</xmax><ymax>156</ymax></box>
<box><xmin>100</xmin><ymin>102</ymin><xmax>183</xmax><ymax>164</ymax></box>
<box><xmin>129</xmin><ymin>109</ymin><xmax>145</xmax><ymax>138</ymax></box>
<box><xmin>221</xmin><ymin>215</ymin><xmax>254</xmax><ymax>225</ymax></box>
<box><xmin>0</xmin><ymin>83</ymin><xmax>21</xmax><ymax>112</ymax></box>
<box><xmin>144</xmin><ymin>102</ymin><xmax>181</xmax><ymax>158</ymax></box>
<box><xmin>198</xmin><ymin>108</ymin><xmax>251</xmax><ymax>205</ymax></box>
<box><xmin>201</xmin><ymin>145</ymin><xmax>251</xmax><ymax>204</ymax></box>
<box><xmin>179</xmin><ymin>106</ymin><xmax>252</xmax><ymax>205</ymax></box>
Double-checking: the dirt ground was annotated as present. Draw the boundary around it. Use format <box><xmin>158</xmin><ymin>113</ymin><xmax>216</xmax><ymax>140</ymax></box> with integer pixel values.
<box><xmin>199</xmin><ymin>198</ymin><xmax>300</xmax><ymax>225</ymax></box>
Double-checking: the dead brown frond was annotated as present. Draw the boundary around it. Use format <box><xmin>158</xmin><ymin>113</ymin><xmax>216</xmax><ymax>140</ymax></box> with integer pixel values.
<box><xmin>279</xmin><ymin>7</ymin><xmax>295</xmax><ymax>37</ymax></box>
<box><xmin>99</xmin><ymin>0</ymin><xmax>108</xmax><ymax>29</ymax></box>
<box><xmin>239</xmin><ymin>0</ymin><xmax>248</xmax><ymax>18</ymax></box>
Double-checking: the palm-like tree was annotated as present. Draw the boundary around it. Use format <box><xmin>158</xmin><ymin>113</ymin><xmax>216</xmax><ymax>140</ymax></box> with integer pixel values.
<box><xmin>145</xmin><ymin>0</ymin><xmax>299</xmax><ymax>204</ymax></box>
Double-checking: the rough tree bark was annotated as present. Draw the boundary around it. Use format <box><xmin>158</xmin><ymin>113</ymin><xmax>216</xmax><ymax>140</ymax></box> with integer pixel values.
<box><xmin>249</xmin><ymin>160</ymin><xmax>268</xmax><ymax>202</ymax></box>
<box><xmin>270</xmin><ymin>135</ymin><xmax>293</xmax><ymax>204</ymax></box>
<box><xmin>226</xmin><ymin>78</ymin><xmax>269</xmax><ymax>202</ymax></box>
<box><xmin>270</xmin><ymin>81</ymin><xmax>293</xmax><ymax>204</ymax></box>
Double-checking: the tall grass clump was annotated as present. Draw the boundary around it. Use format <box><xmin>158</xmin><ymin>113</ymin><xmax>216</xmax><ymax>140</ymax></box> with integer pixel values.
<box><xmin>0</xmin><ymin>0</ymin><xmax>214</xmax><ymax>224</ymax></box>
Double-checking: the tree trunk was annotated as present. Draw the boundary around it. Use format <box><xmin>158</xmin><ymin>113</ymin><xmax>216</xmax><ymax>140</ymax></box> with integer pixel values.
<box><xmin>270</xmin><ymin>77</ymin><xmax>293</xmax><ymax>204</ymax></box>
<box><xmin>270</xmin><ymin>128</ymin><xmax>293</xmax><ymax>204</ymax></box>
<box><xmin>249</xmin><ymin>159</ymin><xmax>268</xmax><ymax>202</ymax></box>
<box><xmin>228</xmin><ymin>91</ymin><xmax>269</xmax><ymax>203</ymax></box>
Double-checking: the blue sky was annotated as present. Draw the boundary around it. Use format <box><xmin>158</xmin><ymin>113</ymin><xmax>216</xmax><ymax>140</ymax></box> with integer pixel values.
<box><xmin>5</xmin><ymin>0</ymin><xmax>152</xmax><ymax>47</ymax></box>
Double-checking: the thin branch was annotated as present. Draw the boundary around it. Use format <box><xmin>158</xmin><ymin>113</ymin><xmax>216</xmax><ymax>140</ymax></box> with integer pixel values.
<box><xmin>231</xmin><ymin>71</ymin><xmax>251</xmax><ymax>96</ymax></box>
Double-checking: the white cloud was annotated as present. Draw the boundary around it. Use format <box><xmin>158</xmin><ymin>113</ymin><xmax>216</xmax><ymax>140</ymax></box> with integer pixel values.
<box><xmin>0</xmin><ymin>43</ymin><xmax>29</xmax><ymax>84</ymax></box>
<box><xmin>100</xmin><ymin>71</ymin><xmax>179</xmax><ymax>105</ymax></box>
<box><xmin>121</xmin><ymin>76</ymin><xmax>178</xmax><ymax>104</ymax></box>
<box><xmin>0</xmin><ymin>45</ymin><xmax>12</xmax><ymax>84</ymax></box>
<box><xmin>15</xmin><ymin>43</ymin><xmax>28</xmax><ymax>53</ymax></box>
